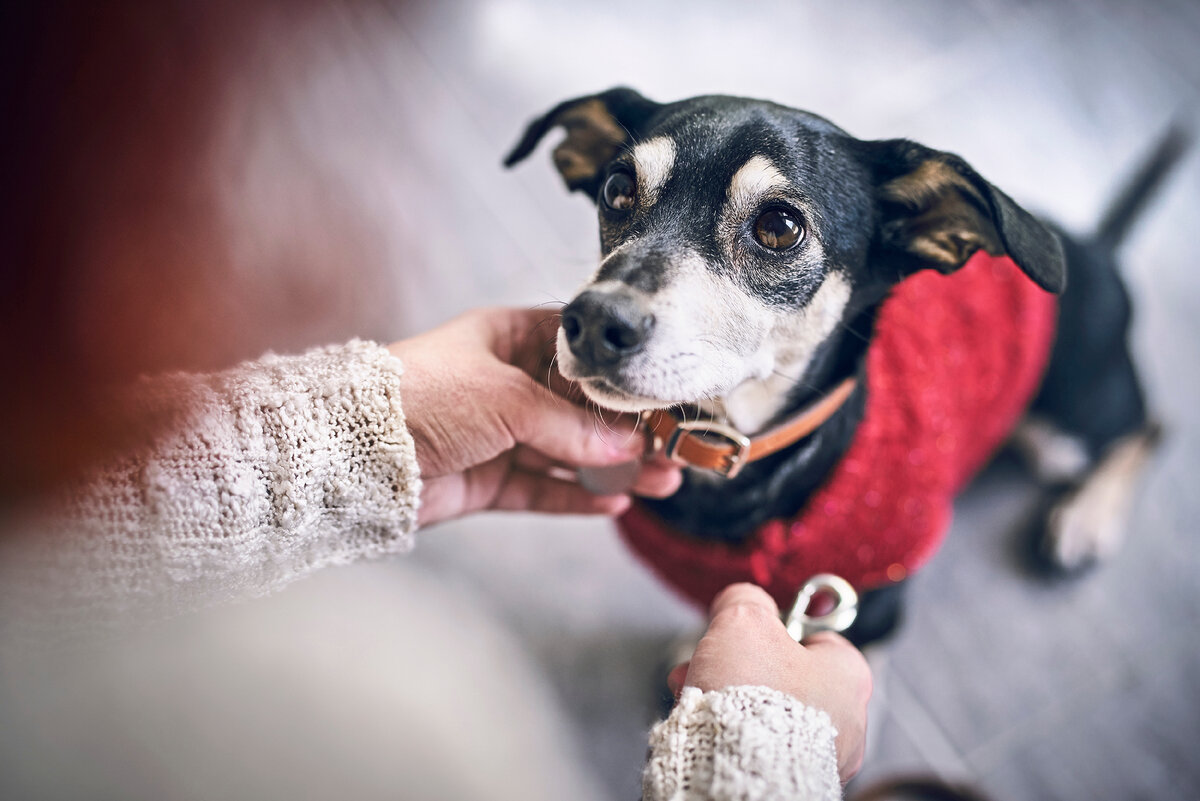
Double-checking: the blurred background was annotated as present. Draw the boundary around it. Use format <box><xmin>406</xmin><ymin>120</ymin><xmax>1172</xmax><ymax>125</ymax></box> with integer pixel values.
<box><xmin>2</xmin><ymin>0</ymin><xmax>1198</xmax><ymax>798</ymax></box>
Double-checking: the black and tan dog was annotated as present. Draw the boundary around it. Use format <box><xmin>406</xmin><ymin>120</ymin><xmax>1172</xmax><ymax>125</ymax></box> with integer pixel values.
<box><xmin>506</xmin><ymin>88</ymin><xmax>1180</xmax><ymax>644</ymax></box>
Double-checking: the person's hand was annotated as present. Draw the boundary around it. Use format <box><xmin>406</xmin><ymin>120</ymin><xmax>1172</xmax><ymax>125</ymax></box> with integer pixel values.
<box><xmin>388</xmin><ymin>307</ymin><xmax>682</xmax><ymax>526</ymax></box>
<box><xmin>667</xmin><ymin>583</ymin><xmax>872</xmax><ymax>782</ymax></box>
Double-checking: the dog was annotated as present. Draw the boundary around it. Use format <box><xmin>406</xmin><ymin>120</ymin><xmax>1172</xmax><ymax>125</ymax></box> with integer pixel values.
<box><xmin>505</xmin><ymin>88</ymin><xmax>1181</xmax><ymax>645</ymax></box>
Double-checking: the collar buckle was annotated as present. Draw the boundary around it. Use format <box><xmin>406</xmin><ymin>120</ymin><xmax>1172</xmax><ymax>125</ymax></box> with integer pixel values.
<box><xmin>665</xmin><ymin>420</ymin><xmax>753</xmax><ymax>478</ymax></box>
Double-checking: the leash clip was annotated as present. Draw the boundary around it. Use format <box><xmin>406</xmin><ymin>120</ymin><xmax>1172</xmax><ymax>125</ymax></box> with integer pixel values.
<box><xmin>784</xmin><ymin>573</ymin><xmax>859</xmax><ymax>642</ymax></box>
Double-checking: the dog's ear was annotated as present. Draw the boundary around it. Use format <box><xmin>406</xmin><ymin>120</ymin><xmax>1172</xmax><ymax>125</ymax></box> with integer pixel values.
<box><xmin>862</xmin><ymin>139</ymin><xmax>1066</xmax><ymax>293</ymax></box>
<box><xmin>504</xmin><ymin>87</ymin><xmax>663</xmax><ymax>199</ymax></box>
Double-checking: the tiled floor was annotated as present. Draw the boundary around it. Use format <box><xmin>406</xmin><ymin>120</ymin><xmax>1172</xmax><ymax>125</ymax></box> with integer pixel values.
<box><xmin>379</xmin><ymin>1</ymin><xmax>1200</xmax><ymax>798</ymax></box>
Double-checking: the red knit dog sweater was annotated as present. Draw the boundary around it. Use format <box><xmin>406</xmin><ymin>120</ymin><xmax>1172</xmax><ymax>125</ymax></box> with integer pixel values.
<box><xmin>618</xmin><ymin>252</ymin><xmax>1058</xmax><ymax>609</ymax></box>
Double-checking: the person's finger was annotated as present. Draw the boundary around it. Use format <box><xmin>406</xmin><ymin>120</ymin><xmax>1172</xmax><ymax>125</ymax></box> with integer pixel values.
<box><xmin>510</xmin><ymin>311</ymin><xmax>575</xmax><ymax>396</ymax></box>
<box><xmin>418</xmin><ymin>476</ymin><xmax>468</xmax><ymax>527</ymax></box>
<box><xmin>419</xmin><ymin>462</ymin><xmax>633</xmax><ymax>525</ymax></box>
<box><xmin>476</xmin><ymin>306</ymin><xmax>563</xmax><ymax>372</ymax></box>
<box><xmin>629</xmin><ymin>462</ymin><xmax>683</xmax><ymax>498</ymax></box>
<box><xmin>515</xmin><ymin>447</ymin><xmax>679</xmax><ymax>494</ymax></box>
<box><xmin>499</xmin><ymin>373</ymin><xmax>647</xmax><ymax>467</ymax></box>
<box><xmin>509</xmin><ymin>446</ymin><xmax>569</xmax><ymax>475</ymax></box>
<box><xmin>513</xmin><ymin>445</ymin><xmax>681</xmax><ymax>499</ymax></box>
<box><xmin>491</xmin><ymin>470</ymin><xmax>633</xmax><ymax>516</ymax></box>
<box><xmin>798</xmin><ymin>630</ymin><xmax>850</xmax><ymax>649</ymax></box>
<box><xmin>666</xmin><ymin>662</ymin><xmax>690</xmax><ymax>697</ymax></box>
<box><xmin>708</xmin><ymin>582</ymin><xmax>781</xmax><ymax>619</ymax></box>
<box><xmin>490</xmin><ymin>306</ymin><xmax>594</xmax><ymax>402</ymax></box>
<box><xmin>800</xmin><ymin>631</ymin><xmax>870</xmax><ymax>671</ymax></box>
<box><xmin>800</xmin><ymin>629</ymin><xmax>872</xmax><ymax>780</ymax></box>
<box><xmin>417</xmin><ymin>455</ymin><xmax>510</xmax><ymax>527</ymax></box>
<box><xmin>799</xmin><ymin>631</ymin><xmax>874</xmax><ymax>699</ymax></box>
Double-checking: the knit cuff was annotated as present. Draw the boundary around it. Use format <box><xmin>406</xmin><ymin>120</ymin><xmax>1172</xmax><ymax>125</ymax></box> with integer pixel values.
<box><xmin>643</xmin><ymin>685</ymin><xmax>842</xmax><ymax>801</ymax></box>
<box><xmin>233</xmin><ymin>339</ymin><xmax>423</xmax><ymax>567</ymax></box>
<box><xmin>3</xmin><ymin>339</ymin><xmax>422</xmax><ymax>629</ymax></box>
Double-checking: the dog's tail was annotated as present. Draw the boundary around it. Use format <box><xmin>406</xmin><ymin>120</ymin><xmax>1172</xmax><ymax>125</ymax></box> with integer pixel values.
<box><xmin>1093</xmin><ymin>122</ymin><xmax>1191</xmax><ymax>249</ymax></box>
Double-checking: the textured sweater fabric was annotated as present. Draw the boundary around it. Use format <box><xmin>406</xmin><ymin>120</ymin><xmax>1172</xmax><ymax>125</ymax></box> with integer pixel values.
<box><xmin>1</xmin><ymin>340</ymin><xmax>422</xmax><ymax>627</ymax></box>
<box><xmin>620</xmin><ymin>252</ymin><xmax>1058</xmax><ymax>608</ymax></box>
<box><xmin>0</xmin><ymin>339</ymin><xmax>843</xmax><ymax>800</ymax></box>
<box><xmin>645</xmin><ymin>686</ymin><xmax>841</xmax><ymax>801</ymax></box>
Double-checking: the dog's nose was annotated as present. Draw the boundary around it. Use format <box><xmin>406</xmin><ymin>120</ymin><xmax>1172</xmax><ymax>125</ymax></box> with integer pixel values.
<box><xmin>561</xmin><ymin>290</ymin><xmax>655</xmax><ymax>368</ymax></box>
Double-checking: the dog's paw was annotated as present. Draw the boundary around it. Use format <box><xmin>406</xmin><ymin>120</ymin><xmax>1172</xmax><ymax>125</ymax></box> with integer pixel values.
<box><xmin>1039</xmin><ymin>425</ymin><xmax>1161</xmax><ymax>572</ymax></box>
<box><xmin>1042</xmin><ymin>485</ymin><xmax>1124</xmax><ymax>571</ymax></box>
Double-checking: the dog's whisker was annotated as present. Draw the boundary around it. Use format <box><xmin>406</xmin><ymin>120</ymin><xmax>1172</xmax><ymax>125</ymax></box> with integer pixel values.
<box><xmin>545</xmin><ymin>352</ymin><xmax>566</xmax><ymax>405</ymax></box>
<box><xmin>834</xmin><ymin>319</ymin><xmax>871</xmax><ymax>345</ymax></box>
<box><xmin>768</xmin><ymin>369</ymin><xmax>826</xmax><ymax>397</ymax></box>
<box><xmin>598</xmin><ymin>408</ymin><xmax>625</xmax><ymax>440</ymax></box>
<box><xmin>527</xmin><ymin>310</ymin><xmax>564</xmax><ymax>341</ymax></box>
<box><xmin>588</xmin><ymin>402</ymin><xmax>633</xmax><ymax>450</ymax></box>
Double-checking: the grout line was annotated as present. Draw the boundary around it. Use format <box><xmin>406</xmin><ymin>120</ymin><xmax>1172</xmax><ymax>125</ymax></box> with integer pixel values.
<box><xmin>884</xmin><ymin>667</ymin><xmax>977</xmax><ymax>781</ymax></box>
<box><xmin>961</xmin><ymin>658</ymin><xmax>1131</xmax><ymax>777</ymax></box>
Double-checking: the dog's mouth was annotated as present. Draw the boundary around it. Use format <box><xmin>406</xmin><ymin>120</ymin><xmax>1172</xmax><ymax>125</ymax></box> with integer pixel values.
<box><xmin>577</xmin><ymin>376</ymin><xmax>678</xmax><ymax>413</ymax></box>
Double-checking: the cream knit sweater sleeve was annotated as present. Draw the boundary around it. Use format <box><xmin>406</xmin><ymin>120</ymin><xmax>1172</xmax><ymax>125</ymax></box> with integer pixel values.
<box><xmin>3</xmin><ymin>340</ymin><xmax>421</xmax><ymax>625</ymax></box>
<box><xmin>4</xmin><ymin>339</ymin><xmax>843</xmax><ymax>800</ymax></box>
<box><xmin>644</xmin><ymin>685</ymin><xmax>843</xmax><ymax>801</ymax></box>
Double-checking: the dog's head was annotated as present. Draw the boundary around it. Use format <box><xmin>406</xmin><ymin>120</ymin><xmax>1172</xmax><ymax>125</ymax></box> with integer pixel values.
<box><xmin>506</xmin><ymin>88</ymin><xmax>1065</xmax><ymax>432</ymax></box>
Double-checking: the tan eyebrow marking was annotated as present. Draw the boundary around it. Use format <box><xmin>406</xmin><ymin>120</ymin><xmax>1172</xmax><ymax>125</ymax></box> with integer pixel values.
<box><xmin>727</xmin><ymin>154</ymin><xmax>790</xmax><ymax>212</ymax></box>
<box><xmin>631</xmin><ymin>137</ymin><xmax>676</xmax><ymax>207</ymax></box>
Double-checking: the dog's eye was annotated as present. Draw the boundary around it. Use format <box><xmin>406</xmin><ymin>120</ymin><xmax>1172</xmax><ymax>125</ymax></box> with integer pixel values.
<box><xmin>754</xmin><ymin>208</ymin><xmax>804</xmax><ymax>250</ymax></box>
<box><xmin>601</xmin><ymin>170</ymin><xmax>636</xmax><ymax>212</ymax></box>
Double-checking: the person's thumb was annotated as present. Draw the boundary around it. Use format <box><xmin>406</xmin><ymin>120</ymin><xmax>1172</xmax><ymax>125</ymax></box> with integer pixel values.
<box><xmin>708</xmin><ymin>582</ymin><xmax>782</xmax><ymax>619</ymax></box>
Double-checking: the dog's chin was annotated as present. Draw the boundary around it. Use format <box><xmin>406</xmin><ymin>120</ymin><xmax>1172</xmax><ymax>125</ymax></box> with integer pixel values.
<box><xmin>576</xmin><ymin>377</ymin><xmax>674</xmax><ymax>413</ymax></box>
<box><xmin>556</xmin><ymin>342</ymin><xmax>733</xmax><ymax>413</ymax></box>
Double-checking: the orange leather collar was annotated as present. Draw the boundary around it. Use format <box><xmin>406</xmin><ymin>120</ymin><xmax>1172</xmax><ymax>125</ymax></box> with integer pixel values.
<box><xmin>644</xmin><ymin>376</ymin><xmax>857</xmax><ymax>478</ymax></box>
